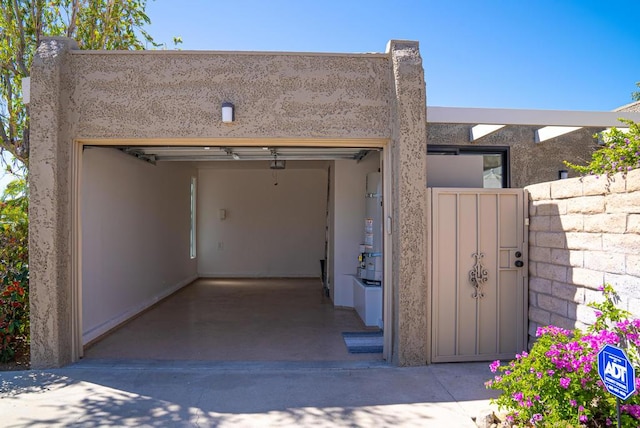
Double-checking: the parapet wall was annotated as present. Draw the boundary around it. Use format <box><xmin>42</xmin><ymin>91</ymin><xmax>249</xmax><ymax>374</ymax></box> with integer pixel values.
<box><xmin>525</xmin><ymin>170</ymin><xmax>640</xmax><ymax>343</ymax></box>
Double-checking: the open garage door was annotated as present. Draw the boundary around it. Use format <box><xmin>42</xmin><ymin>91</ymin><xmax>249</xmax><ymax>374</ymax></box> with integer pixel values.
<box><xmin>79</xmin><ymin>145</ymin><xmax>387</xmax><ymax>363</ymax></box>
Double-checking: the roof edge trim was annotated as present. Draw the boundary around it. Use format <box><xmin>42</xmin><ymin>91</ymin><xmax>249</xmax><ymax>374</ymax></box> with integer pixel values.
<box><xmin>427</xmin><ymin>106</ymin><xmax>640</xmax><ymax>127</ymax></box>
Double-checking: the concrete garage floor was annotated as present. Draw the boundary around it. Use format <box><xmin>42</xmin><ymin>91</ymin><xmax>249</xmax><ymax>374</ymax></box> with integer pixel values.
<box><xmin>84</xmin><ymin>278</ymin><xmax>382</xmax><ymax>362</ymax></box>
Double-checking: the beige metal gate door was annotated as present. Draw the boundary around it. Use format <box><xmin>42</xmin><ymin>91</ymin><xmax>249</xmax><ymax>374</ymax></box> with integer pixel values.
<box><xmin>430</xmin><ymin>188</ymin><xmax>528</xmax><ymax>363</ymax></box>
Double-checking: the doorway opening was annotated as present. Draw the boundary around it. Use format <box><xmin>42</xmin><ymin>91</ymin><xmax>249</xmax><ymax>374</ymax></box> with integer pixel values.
<box><xmin>76</xmin><ymin>143</ymin><xmax>389</xmax><ymax>363</ymax></box>
<box><xmin>426</xmin><ymin>145</ymin><xmax>527</xmax><ymax>363</ymax></box>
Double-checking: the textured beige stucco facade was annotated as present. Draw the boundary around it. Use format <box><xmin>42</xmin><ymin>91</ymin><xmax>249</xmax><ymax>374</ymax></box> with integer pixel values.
<box><xmin>29</xmin><ymin>38</ymin><xmax>429</xmax><ymax>367</ymax></box>
<box><xmin>29</xmin><ymin>38</ymin><xmax>79</xmax><ymax>368</ymax></box>
<box><xmin>387</xmin><ymin>42</ymin><xmax>429</xmax><ymax>365</ymax></box>
<box><xmin>427</xmin><ymin>124</ymin><xmax>600</xmax><ymax>187</ymax></box>
<box><xmin>69</xmin><ymin>51</ymin><xmax>392</xmax><ymax>141</ymax></box>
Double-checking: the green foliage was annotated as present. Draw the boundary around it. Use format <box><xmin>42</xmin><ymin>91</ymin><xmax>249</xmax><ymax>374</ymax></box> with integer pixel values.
<box><xmin>0</xmin><ymin>0</ymin><xmax>158</xmax><ymax>166</ymax></box>
<box><xmin>564</xmin><ymin>119</ymin><xmax>640</xmax><ymax>177</ymax></box>
<box><xmin>633</xmin><ymin>82</ymin><xmax>640</xmax><ymax>102</ymax></box>
<box><xmin>589</xmin><ymin>283</ymin><xmax>631</xmax><ymax>333</ymax></box>
<box><xmin>0</xmin><ymin>178</ymin><xmax>28</xmax><ymax>362</ymax></box>
<box><xmin>486</xmin><ymin>285</ymin><xmax>640</xmax><ymax>427</ymax></box>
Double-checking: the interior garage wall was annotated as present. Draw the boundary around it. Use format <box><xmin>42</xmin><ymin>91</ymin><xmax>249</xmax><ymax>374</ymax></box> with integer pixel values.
<box><xmin>329</xmin><ymin>152</ymin><xmax>380</xmax><ymax>307</ymax></box>
<box><xmin>81</xmin><ymin>148</ymin><xmax>198</xmax><ymax>344</ymax></box>
<box><xmin>197</xmin><ymin>162</ymin><xmax>328</xmax><ymax>277</ymax></box>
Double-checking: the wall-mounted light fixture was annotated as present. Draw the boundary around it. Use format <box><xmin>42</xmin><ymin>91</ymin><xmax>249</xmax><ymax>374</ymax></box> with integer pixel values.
<box><xmin>559</xmin><ymin>170</ymin><xmax>569</xmax><ymax>180</ymax></box>
<box><xmin>222</xmin><ymin>102</ymin><xmax>234</xmax><ymax>123</ymax></box>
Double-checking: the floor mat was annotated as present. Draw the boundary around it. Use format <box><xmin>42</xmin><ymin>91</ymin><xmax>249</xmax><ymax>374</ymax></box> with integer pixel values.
<box><xmin>342</xmin><ymin>331</ymin><xmax>383</xmax><ymax>354</ymax></box>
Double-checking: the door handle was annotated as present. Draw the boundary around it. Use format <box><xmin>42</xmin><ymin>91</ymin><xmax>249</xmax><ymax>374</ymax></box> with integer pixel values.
<box><xmin>515</xmin><ymin>260</ymin><xmax>524</xmax><ymax>268</ymax></box>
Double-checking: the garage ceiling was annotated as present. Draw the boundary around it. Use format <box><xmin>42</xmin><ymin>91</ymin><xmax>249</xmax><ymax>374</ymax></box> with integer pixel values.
<box><xmin>111</xmin><ymin>146</ymin><xmax>377</xmax><ymax>163</ymax></box>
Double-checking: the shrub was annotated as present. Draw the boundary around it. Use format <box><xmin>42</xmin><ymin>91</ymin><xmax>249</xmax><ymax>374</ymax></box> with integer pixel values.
<box><xmin>486</xmin><ymin>284</ymin><xmax>640</xmax><ymax>427</ymax></box>
<box><xmin>0</xmin><ymin>178</ymin><xmax>29</xmax><ymax>362</ymax></box>
<box><xmin>564</xmin><ymin>119</ymin><xmax>640</xmax><ymax>177</ymax></box>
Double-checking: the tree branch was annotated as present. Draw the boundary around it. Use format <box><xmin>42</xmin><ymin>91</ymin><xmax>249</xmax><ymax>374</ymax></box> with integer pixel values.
<box><xmin>0</xmin><ymin>117</ymin><xmax>10</xmax><ymax>148</ymax></box>
<box><xmin>33</xmin><ymin>0</ymin><xmax>43</xmax><ymax>47</ymax></box>
<box><xmin>21</xmin><ymin>116</ymin><xmax>29</xmax><ymax>166</ymax></box>
<box><xmin>12</xmin><ymin>0</ymin><xmax>29</xmax><ymax>76</ymax></box>
<box><xmin>66</xmin><ymin>0</ymin><xmax>79</xmax><ymax>38</ymax></box>
<box><xmin>4</xmin><ymin>76</ymin><xmax>15</xmax><ymax>143</ymax></box>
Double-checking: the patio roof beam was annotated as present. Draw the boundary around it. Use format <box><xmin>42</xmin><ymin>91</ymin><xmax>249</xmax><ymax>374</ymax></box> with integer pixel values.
<box><xmin>427</xmin><ymin>106</ymin><xmax>640</xmax><ymax>127</ymax></box>
<box><xmin>469</xmin><ymin>124</ymin><xmax>506</xmax><ymax>142</ymax></box>
<box><xmin>534</xmin><ymin>126</ymin><xmax>583</xmax><ymax>143</ymax></box>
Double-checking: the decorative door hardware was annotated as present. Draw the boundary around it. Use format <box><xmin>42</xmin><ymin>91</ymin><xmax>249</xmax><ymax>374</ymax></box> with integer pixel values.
<box><xmin>469</xmin><ymin>252</ymin><xmax>488</xmax><ymax>299</ymax></box>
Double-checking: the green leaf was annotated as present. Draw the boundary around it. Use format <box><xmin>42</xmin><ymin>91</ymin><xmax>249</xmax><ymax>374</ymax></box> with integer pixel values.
<box><xmin>0</xmin><ymin>0</ymin><xmax>161</xmax><ymax>166</ymax></box>
<box><xmin>564</xmin><ymin>119</ymin><xmax>640</xmax><ymax>177</ymax></box>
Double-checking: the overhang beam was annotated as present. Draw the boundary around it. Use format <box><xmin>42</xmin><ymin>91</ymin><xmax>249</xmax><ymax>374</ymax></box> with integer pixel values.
<box><xmin>534</xmin><ymin>126</ymin><xmax>583</xmax><ymax>143</ymax></box>
<box><xmin>428</xmin><ymin>106</ymin><xmax>640</xmax><ymax>127</ymax></box>
<box><xmin>470</xmin><ymin>124</ymin><xmax>506</xmax><ymax>142</ymax></box>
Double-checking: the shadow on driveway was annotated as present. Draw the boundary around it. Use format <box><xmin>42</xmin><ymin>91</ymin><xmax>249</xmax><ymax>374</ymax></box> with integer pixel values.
<box><xmin>0</xmin><ymin>360</ymin><xmax>499</xmax><ymax>427</ymax></box>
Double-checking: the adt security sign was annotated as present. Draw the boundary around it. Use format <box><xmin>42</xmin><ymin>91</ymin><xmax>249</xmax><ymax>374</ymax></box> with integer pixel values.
<box><xmin>598</xmin><ymin>344</ymin><xmax>636</xmax><ymax>401</ymax></box>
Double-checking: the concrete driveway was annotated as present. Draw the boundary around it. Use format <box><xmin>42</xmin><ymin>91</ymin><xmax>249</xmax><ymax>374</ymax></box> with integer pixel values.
<box><xmin>0</xmin><ymin>360</ymin><xmax>499</xmax><ymax>427</ymax></box>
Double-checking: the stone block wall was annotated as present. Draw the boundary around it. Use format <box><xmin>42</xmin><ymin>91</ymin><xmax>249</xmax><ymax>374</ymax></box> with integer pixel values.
<box><xmin>525</xmin><ymin>169</ymin><xmax>640</xmax><ymax>344</ymax></box>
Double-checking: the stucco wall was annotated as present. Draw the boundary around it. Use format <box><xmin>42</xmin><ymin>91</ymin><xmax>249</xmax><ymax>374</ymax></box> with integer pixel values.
<box><xmin>427</xmin><ymin>124</ymin><xmax>600</xmax><ymax>187</ymax></box>
<box><xmin>525</xmin><ymin>170</ymin><xmax>640</xmax><ymax>344</ymax></box>
<box><xmin>69</xmin><ymin>51</ymin><xmax>391</xmax><ymax>140</ymax></box>
<box><xmin>30</xmin><ymin>38</ymin><xmax>430</xmax><ymax>367</ymax></box>
<box><xmin>388</xmin><ymin>41</ymin><xmax>429</xmax><ymax>365</ymax></box>
<box><xmin>197</xmin><ymin>162</ymin><xmax>328</xmax><ymax>277</ymax></box>
<box><xmin>82</xmin><ymin>148</ymin><xmax>198</xmax><ymax>344</ymax></box>
<box><xmin>29</xmin><ymin>38</ymin><xmax>79</xmax><ymax>367</ymax></box>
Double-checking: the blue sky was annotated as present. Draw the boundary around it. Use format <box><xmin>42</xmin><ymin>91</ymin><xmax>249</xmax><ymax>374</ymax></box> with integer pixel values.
<box><xmin>145</xmin><ymin>0</ymin><xmax>640</xmax><ymax>111</ymax></box>
<box><xmin>4</xmin><ymin>0</ymin><xmax>640</xmax><ymax>191</ymax></box>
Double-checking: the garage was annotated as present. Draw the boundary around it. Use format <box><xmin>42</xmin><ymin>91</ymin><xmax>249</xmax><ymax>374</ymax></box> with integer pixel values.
<box><xmin>29</xmin><ymin>38</ymin><xmax>428</xmax><ymax>368</ymax></box>
<box><xmin>79</xmin><ymin>145</ymin><xmax>385</xmax><ymax>362</ymax></box>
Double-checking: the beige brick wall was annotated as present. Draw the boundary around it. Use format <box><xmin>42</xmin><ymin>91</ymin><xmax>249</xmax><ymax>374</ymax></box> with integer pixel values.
<box><xmin>525</xmin><ymin>168</ymin><xmax>640</xmax><ymax>345</ymax></box>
